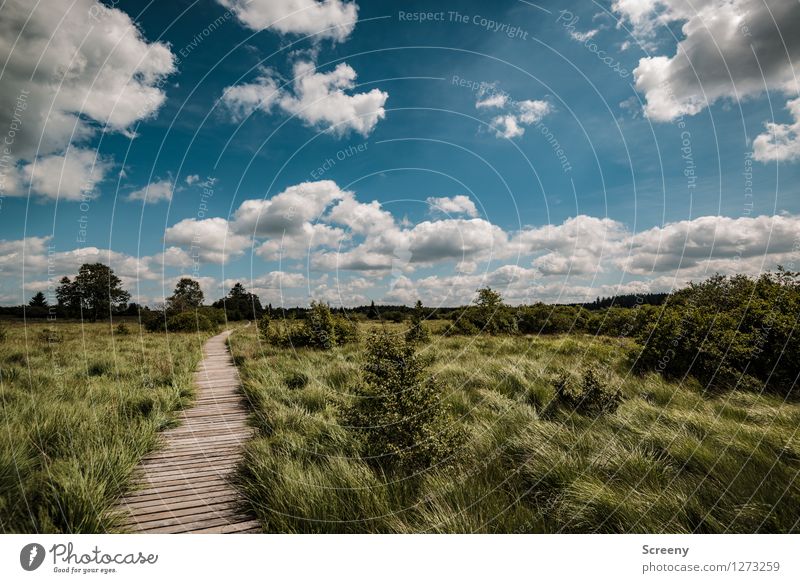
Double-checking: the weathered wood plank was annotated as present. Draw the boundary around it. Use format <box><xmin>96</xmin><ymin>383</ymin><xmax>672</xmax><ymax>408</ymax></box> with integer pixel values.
<box><xmin>117</xmin><ymin>329</ymin><xmax>259</xmax><ymax>534</ymax></box>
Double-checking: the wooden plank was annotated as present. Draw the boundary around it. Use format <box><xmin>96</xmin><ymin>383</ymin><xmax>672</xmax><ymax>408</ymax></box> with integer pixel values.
<box><xmin>116</xmin><ymin>329</ymin><xmax>258</xmax><ymax>534</ymax></box>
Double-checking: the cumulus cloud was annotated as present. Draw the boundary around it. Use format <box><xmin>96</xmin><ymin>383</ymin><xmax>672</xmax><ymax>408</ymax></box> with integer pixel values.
<box><xmin>426</xmin><ymin>195</ymin><xmax>479</xmax><ymax>218</ymax></box>
<box><xmin>222</xmin><ymin>60</ymin><xmax>388</xmax><ymax>136</ymax></box>
<box><xmin>233</xmin><ymin>180</ymin><xmax>349</xmax><ymax>236</ymax></box>
<box><xmin>620</xmin><ymin>214</ymin><xmax>800</xmax><ymax>275</ymax></box>
<box><xmin>220</xmin><ymin>71</ymin><xmax>282</xmax><ymax>122</ymax></box>
<box><xmin>753</xmin><ymin>97</ymin><xmax>800</xmax><ymax>162</ymax></box>
<box><xmin>474</xmin><ymin>85</ymin><xmax>551</xmax><ymax>139</ymax></box>
<box><xmin>511</xmin><ymin>215</ymin><xmax>629</xmax><ymax>276</ymax></box>
<box><xmin>127</xmin><ymin>178</ymin><xmax>174</xmax><ymax>203</ymax></box>
<box><xmin>22</xmin><ymin>149</ymin><xmax>111</xmax><ymax>201</ymax></box>
<box><xmin>614</xmin><ymin>0</ymin><xmax>800</xmax><ymax>122</ymax></box>
<box><xmin>218</xmin><ymin>0</ymin><xmax>358</xmax><ymax>42</ymax></box>
<box><xmin>164</xmin><ymin>217</ymin><xmax>252</xmax><ymax>264</ymax></box>
<box><xmin>0</xmin><ymin>0</ymin><xmax>175</xmax><ymax>201</ymax></box>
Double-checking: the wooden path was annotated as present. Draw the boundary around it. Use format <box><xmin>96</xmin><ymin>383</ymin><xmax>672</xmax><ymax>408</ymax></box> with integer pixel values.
<box><xmin>118</xmin><ymin>329</ymin><xmax>259</xmax><ymax>533</ymax></box>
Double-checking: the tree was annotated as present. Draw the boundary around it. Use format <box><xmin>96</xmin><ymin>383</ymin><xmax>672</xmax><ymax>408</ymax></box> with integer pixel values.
<box><xmin>212</xmin><ymin>282</ymin><xmax>263</xmax><ymax>320</ymax></box>
<box><xmin>55</xmin><ymin>276</ymin><xmax>80</xmax><ymax>317</ymax></box>
<box><xmin>56</xmin><ymin>263</ymin><xmax>130</xmax><ymax>321</ymax></box>
<box><xmin>367</xmin><ymin>300</ymin><xmax>379</xmax><ymax>320</ymax></box>
<box><xmin>473</xmin><ymin>287</ymin><xmax>517</xmax><ymax>334</ymax></box>
<box><xmin>29</xmin><ymin>292</ymin><xmax>48</xmax><ymax>307</ymax></box>
<box><xmin>167</xmin><ymin>278</ymin><xmax>204</xmax><ymax>313</ymax></box>
<box><xmin>346</xmin><ymin>332</ymin><xmax>460</xmax><ymax>473</ymax></box>
<box><xmin>405</xmin><ymin>300</ymin><xmax>430</xmax><ymax>343</ymax></box>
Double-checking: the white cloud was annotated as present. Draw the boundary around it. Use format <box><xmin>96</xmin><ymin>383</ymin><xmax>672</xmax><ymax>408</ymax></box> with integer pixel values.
<box><xmin>476</xmin><ymin>93</ymin><xmax>509</xmax><ymax>109</ymax></box>
<box><xmin>753</xmin><ymin>97</ymin><xmax>800</xmax><ymax>162</ymax></box>
<box><xmin>511</xmin><ymin>215</ymin><xmax>628</xmax><ymax>276</ymax></box>
<box><xmin>220</xmin><ymin>71</ymin><xmax>282</xmax><ymax>122</ymax></box>
<box><xmin>569</xmin><ymin>29</ymin><xmax>599</xmax><ymax>42</ymax></box>
<box><xmin>475</xmin><ymin>86</ymin><xmax>551</xmax><ymax>139</ymax></box>
<box><xmin>426</xmin><ymin>195</ymin><xmax>479</xmax><ymax>218</ymax></box>
<box><xmin>614</xmin><ymin>0</ymin><xmax>800</xmax><ymax>122</ymax></box>
<box><xmin>620</xmin><ymin>214</ymin><xmax>800</xmax><ymax>275</ymax></box>
<box><xmin>127</xmin><ymin>178</ymin><xmax>174</xmax><ymax>203</ymax></box>
<box><xmin>185</xmin><ymin>174</ymin><xmax>200</xmax><ymax>185</ymax></box>
<box><xmin>218</xmin><ymin>0</ymin><xmax>358</xmax><ymax>42</ymax></box>
<box><xmin>0</xmin><ymin>0</ymin><xmax>175</xmax><ymax>159</ymax></box>
<box><xmin>233</xmin><ymin>180</ymin><xmax>349</xmax><ymax>236</ymax></box>
<box><xmin>222</xmin><ymin>60</ymin><xmax>388</xmax><ymax>136</ymax></box>
<box><xmin>22</xmin><ymin>149</ymin><xmax>111</xmax><ymax>201</ymax></box>
<box><xmin>491</xmin><ymin>115</ymin><xmax>525</xmax><ymax>139</ymax></box>
<box><xmin>164</xmin><ymin>217</ymin><xmax>252</xmax><ymax>264</ymax></box>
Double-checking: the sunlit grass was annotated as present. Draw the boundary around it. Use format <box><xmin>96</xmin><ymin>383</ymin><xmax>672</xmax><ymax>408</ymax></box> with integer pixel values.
<box><xmin>230</xmin><ymin>323</ymin><xmax>800</xmax><ymax>533</ymax></box>
<box><xmin>0</xmin><ymin>320</ymin><xmax>210</xmax><ymax>533</ymax></box>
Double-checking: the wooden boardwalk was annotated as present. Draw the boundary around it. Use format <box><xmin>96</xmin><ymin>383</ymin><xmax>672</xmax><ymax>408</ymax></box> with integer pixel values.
<box><xmin>118</xmin><ymin>329</ymin><xmax>260</xmax><ymax>533</ymax></box>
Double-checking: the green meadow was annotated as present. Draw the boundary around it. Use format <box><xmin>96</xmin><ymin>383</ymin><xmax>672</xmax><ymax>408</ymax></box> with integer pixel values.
<box><xmin>0</xmin><ymin>321</ymin><xmax>209</xmax><ymax>533</ymax></box>
<box><xmin>228</xmin><ymin>322</ymin><xmax>800</xmax><ymax>533</ymax></box>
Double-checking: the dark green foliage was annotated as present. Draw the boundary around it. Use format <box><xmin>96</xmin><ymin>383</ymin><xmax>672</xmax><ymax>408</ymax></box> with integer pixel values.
<box><xmin>405</xmin><ymin>300</ymin><xmax>431</xmax><ymax>343</ymax></box>
<box><xmin>346</xmin><ymin>332</ymin><xmax>461</xmax><ymax>474</ymax></box>
<box><xmin>305</xmin><ymin>301</ymin><xmax>336</xmax><ymax>349</ymax></box>
<box><xmin>0</xmin><ymin>326</ymin><xmax>6</xmax><ymax>343</ymax></box>
<box><xmin>333</xmin><ymin>316</ymin><xmax>360</xmax><ymax>344</ymax></box>
<box><xmin>212</xmin><ymin>282</ymin><xmax>263</xmax><ymax>321</ymax></box>
<box><xmin>55</xmin><ymin>263</ymin><xmax>130</xmax><ymax>321</ymax></box>
<box><xmin>114</xmin><ymin>323</ymin><xmax>131</xmax><ymax>336</ymax></box>
<box><xmin>442</xmin><ymin>314</ymin><xmax>480</xmax><ymax>336</ymax></box>
<box><xmin>262</xmin><ymin>303</ymin><xmax>359</xmax><ymax>349</ymax></box>
<box><xmin>551</xmin><ymin>368</ymin><xmax>622</xmax><ymax>416</ymax></box>
<box><xmin>165</xmin><ymin>311</ymin><xmax>217</xmax><ymax>332</ymax></box>
<box><xmin>635</xmin><ymin>270</ymin><xmax>800</xmax><ymax>395</ymax></box>
<box><xmin>29</xmin><ymin>291</ymin><xmax>48</xmax><ymax>307</ymax></box>
<box><xmin>166</xmin><ymin>278</ymin><xmax>204</xmax><ymax>312</ymax></box>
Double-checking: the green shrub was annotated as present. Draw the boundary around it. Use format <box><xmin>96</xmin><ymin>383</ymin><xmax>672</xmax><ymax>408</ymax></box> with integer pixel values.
<box><xmin>405</xmin><ymin>300</ymin><xmax>431</xmax><ymax>344</ymax></box>
<box><xmin>166</xmin><ymin>311</ymin><xmax>216</xmax><ymax>332</ymax></box>
<box><xmin>346</xmin><ymin>332</ymin><xmax>461</xmax><ymax>474</ymax></box>
<box><xmin>635</xmin><ymin>271</ymin><xmax>800</xmax><ymax>394</ymax></box>
<box><xmin>442</xmin><ymin>315</ymin><xmax>480</xmax><ymax>336</ymax></box>
<box><xmin>551</xmin><ymin>368</ymin><xmax>622</xmax><ymax>417</ymax></box>
<box><xmin>333</xmin><ymin>316</ymin><xmax>360</xmax><ymax>344</ymax></box>
<box><xmin>306</xmin><ymin>301</ymin><xmax>336</xmax><ymax>349</ymax></box>
<box><xmin>114</xmin><ymin>323</ymin><xmax>131</xmax><ymax>335</ymax></box>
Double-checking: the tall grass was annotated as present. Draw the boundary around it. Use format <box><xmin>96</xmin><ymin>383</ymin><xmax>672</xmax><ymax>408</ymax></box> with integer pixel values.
<box><xmin>230</xmin><ymin>324</ymin><xmax>800</xmax><ymax>533</ymax></box>
<box><xmin>0</xmin><ymin>320</ymin><xmax>209</xmax><ymax>533</ymax></box>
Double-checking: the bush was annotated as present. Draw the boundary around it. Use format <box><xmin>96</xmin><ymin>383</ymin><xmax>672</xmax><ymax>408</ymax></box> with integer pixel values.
<box><xmin>306</xmin><ymin>301</ymin><xmax>336</xmax><ymax>349</ymax></box>
<box><xmin>346</xmin><ymin>332</ymin><xmax>461</xmax><ymax>474</ymax></box>
<box><xmin>551</xmin><ymin>368</ymin><xmax>622</xmax><ymax>417</ymax></box>
<box><xmin>442</xmin><ymin>314</ymin><xmax>480</xmax><ymax>336</ymax></box>
<box><xmin>114</xmin><ymin>323</ymin><xmax>131</xmax><ymax>335</ymax></box>
<box><xmin>37</xmin><ymin>328</ymin><xmax>63</xmax><ymax>344</ymax></box>
<box><xmin>166</xmin><ymin>311</ymin><xmax>216</xmax><ymax>332</ymax></box>
<box><xmin>333</xmin><ymin>316</ymin><xmax>360</xmax><ymax>345</ymax></box>
<box><xmin>262</xmin><ymin>305</ymin><xmax>358</xmax><ymax>349</ymax></box>
<box><xmin>406</xmin><ymin>300</ymin><xmax>431</xmax><ymax>344</ymax></box>
<box><xmin>635</xmin><ymin>271</ymin><xmax>800</xmax><ymax>394</ymax></box>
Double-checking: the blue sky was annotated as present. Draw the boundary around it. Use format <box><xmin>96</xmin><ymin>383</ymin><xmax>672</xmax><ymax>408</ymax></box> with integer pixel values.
<box><xmin>1</xmin><ymin>0</ymin><xmax>799</xmax><ymax>307</ymax></box>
